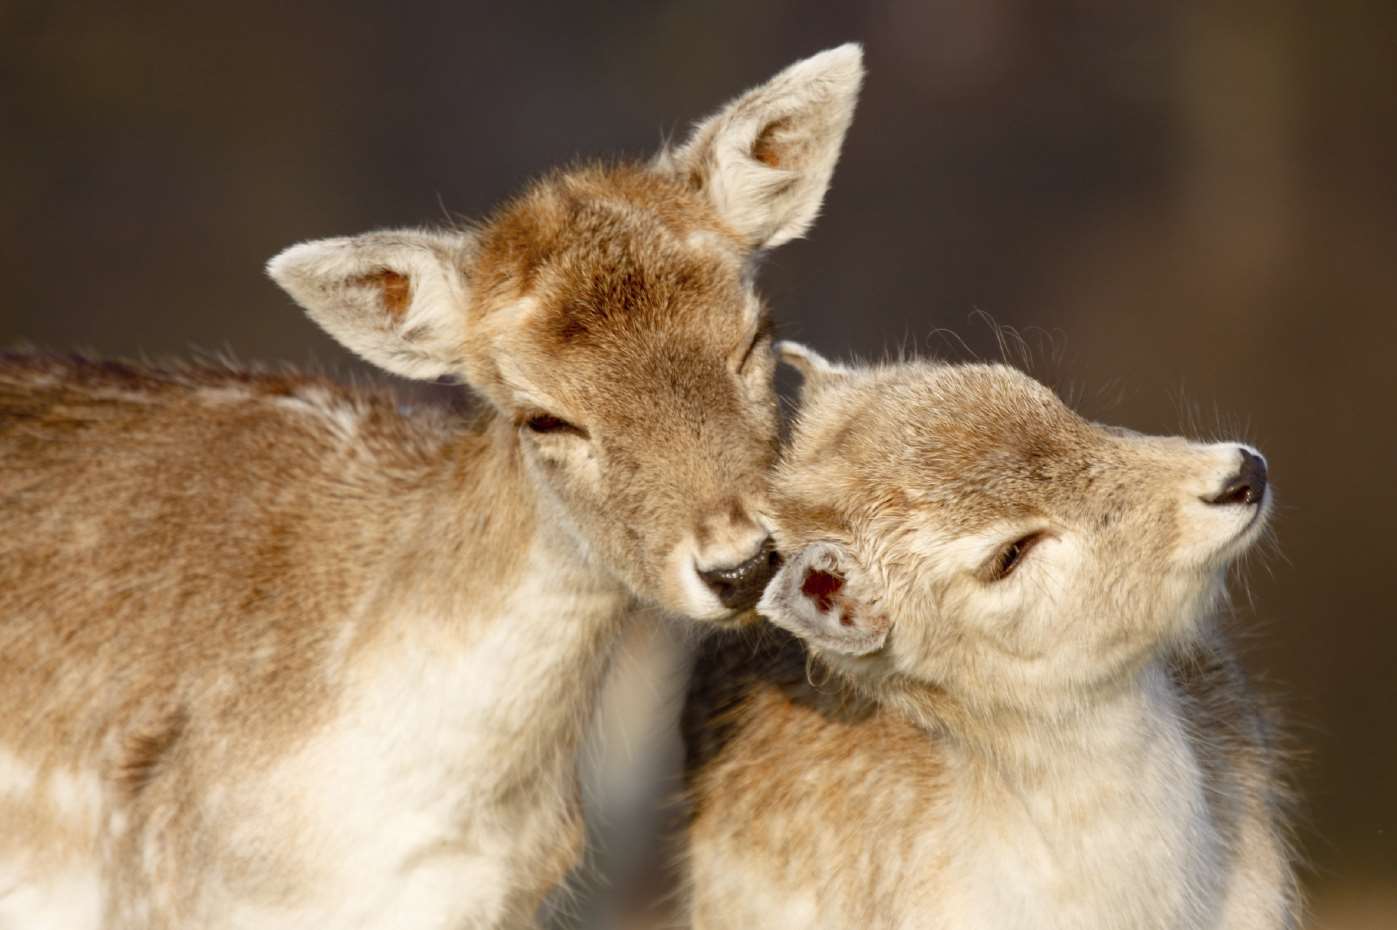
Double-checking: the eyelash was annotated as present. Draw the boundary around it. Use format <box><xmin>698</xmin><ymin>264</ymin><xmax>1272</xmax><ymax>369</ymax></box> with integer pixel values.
<box><xmin>523</xmin><ymin>414</ymin><xmax>588</xmax><ymax>438</ymax></box>
<box><xmin>985</xmin><ymin>531</ymin><xmax>1048</xmax><ymax>582</ymax></box>
<box><xmin>736</xmin><ymin>316</ymin><xmax>773</xmax><ymax>374</ymax></box>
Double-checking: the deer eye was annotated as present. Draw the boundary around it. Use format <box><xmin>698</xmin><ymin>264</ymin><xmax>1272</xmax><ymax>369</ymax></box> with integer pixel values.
<box><xmin>735</xmin><ymin>313</ymin><xmax>773</xmax><ymax>375</ymax></box>
<box><xmin>984</xmin><ymin>531</ymin><xmax>1048</xmax><ymax>582</ymax></box>
<box><xmin>523</xmin><ymin>414</ymin><xmax>587</xmax><ymax>438</ymax></box>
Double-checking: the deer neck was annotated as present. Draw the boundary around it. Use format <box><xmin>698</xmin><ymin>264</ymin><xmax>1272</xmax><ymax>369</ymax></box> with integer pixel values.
<box><xmin>357</xmin><ymin>409</ymin><xmax>634</xmax><ymax>768</ymax></box>
<box><xmin>935</xmin><ymin>662</ymin><xmax>1221</xmax><ymax>928</ymax></box>
<box><xmin>946</xmin><ymin>664</ymin><xmax>1192</xmax><ymax>788</ymax></box>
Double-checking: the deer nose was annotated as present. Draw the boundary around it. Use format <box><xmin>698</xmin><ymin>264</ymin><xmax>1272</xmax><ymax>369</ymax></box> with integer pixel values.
<box><xmin>698</xmin><ymin>539</ymin><xmax>782</xmax><ymax>611</ymax></box>
<box><xmin>1206</xmin><ymin>448</ymin><xmax>1268</xmax><ymax>506</ymax></box>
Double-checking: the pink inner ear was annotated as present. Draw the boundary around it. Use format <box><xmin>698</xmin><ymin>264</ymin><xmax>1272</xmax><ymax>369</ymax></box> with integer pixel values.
<box><xmin>800</xmin><ymin>568</ymin><xmax>844</xmax><ymax>613</ymax></box>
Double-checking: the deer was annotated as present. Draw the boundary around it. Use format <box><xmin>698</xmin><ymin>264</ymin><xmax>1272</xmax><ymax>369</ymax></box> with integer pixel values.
<box><xmin>682</xmin><ymin>344</ymin><xmax>1300</xmax><ymax>930</ymax></box>
<box><xmin>0</xmin><ymin>47</ymin><xmax>864</xmax><ymax>930</ymax></box>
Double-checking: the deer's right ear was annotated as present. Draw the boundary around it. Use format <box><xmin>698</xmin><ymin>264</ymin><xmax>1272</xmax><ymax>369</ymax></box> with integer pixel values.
<box><xmin>267</xmin><ymin>229</ymin><xmax>474</xmax><ymax>381</ymax></box>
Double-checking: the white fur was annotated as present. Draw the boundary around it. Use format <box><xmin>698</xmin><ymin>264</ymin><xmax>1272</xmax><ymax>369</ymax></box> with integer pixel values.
<box><xmin>45</xmin><ymin>768</ymin><xmax>105</xmax><ymax>835</ymax></box>
<box><xmin>249</xmin><ymin>543</ymin><xmax>622</xmax><ymax>929</ymax></box>
<box><xmin>0</xmin><ymin>867</ymin><xmax>102</xmax><ymax>930</ymax></box>
<box><xmin>4</xmin><ymin>542</ymin><xmax>625</xmax><ymax>930</ymax></box>
<box><xmin>931</xmin><ymin>671</ymin><xmax>1221</xmax><ymax>930</ymax></box>
<box><xmin>0</xmin><ymin>747</ymin><xmax>38</xmax><ymax>799</ymax></box>
<box><xmin>697</xmin><ymin>679</ymin><xmax>1221</xmax><ymax>930</ymax></box>
<box><xmin>229</xmin><ymin>554</ymin><xmax>611</xmax><ymax>929</ymax></box>
<box><xmin>670</xmin><ymin>541</ymin><xmax>731</xmax><ymax>621</ymax></box>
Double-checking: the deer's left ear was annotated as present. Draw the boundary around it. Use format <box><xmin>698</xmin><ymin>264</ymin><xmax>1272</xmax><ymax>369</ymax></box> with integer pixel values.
<box><xmin>776</xmin><ymin>340</ymin><xmax>852</xmax><ymax>400</ymax></box>
<box><xmin>758</xmin><ymin>542</ymin><xmax>890</xmax><ymax>656</ymax></box>
<box><xmin>660</xmin><ymin>44</ymin><xmax>864</xmax><ymax>250</ymax></box>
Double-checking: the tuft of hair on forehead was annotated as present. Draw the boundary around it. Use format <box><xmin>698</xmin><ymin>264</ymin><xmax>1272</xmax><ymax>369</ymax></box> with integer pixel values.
<box><xmin>468</xmin><ymin>162</ymin><xmax>756</xmax><ymax>364</ymax></box>
<box><xmin>473</xmin><ymin>163</ymin><xmax>737</xmax><ymax>294</ymax></box>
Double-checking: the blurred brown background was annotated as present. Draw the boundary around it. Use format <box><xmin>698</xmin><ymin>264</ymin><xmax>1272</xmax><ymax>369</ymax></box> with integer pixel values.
<box><xmin>3</xmin><ymin>1</ymin><xmax>1394</xmax><ymax>926</ymax></box>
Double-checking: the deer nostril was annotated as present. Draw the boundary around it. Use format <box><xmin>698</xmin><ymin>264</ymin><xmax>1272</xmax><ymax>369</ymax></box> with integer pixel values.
<box><xmin>1206</xmin><ymin>448</ymin><xmax>1269</xmax><ymax>507</ymax></box>
<box><xmin>697</xmin><ymin>538</ymin><xmax>781</xmax><ymax>611</ymax></box>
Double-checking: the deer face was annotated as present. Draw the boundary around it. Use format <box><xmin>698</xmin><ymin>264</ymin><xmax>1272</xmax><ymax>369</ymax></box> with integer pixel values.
<box><xmin>758</xmin><ymin>346</ymin><xmax>1272</xmax><ymax>704</ymax></box>
<box><xmin>269</xmin><ymin>47</ymin><xmax>863</xmax><ymax>621</ymax></box>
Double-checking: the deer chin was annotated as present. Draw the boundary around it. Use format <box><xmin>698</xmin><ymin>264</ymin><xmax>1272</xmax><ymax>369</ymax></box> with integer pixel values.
<box><xmin>713</xmin><ymin>606</ymin><xmax>765</xmax><ymax>630</ymax></box>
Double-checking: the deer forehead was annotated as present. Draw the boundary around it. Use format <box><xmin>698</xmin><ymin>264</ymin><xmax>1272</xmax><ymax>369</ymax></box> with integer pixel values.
<box><xmin>776</xmin><ymin>365</ymin><xmax>1113</xmax><ymax>542</ymax></box>
<box><xmin>474</xmin><ymin>166</ymin><xmax>750</xmax><ymax>337</ymax></box>
<box><xmin>465</xmin><ymin>176</ymin><xmax>762</xmax><ymax>422</ymax></box>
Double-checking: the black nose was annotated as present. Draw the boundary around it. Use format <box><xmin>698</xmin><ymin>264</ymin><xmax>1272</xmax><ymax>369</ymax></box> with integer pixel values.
<box><xmin>1207</xmin><ymin>448</ymin><xmax>1268</xmax><ymax>506</ymax></box>
<box><xmin>698</xmin><ymin>539</ymin><xmax>782</xmax><ymax>611</ymax></box>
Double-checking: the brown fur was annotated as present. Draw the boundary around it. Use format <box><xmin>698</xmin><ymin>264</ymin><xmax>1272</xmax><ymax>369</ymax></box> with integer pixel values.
<box><xmin>0</xmin><ymin>46</ymin><xmax>865</xmax><ymax>929</ymax></box>
<box><xmin>0</xmin><ymin>355</ymin><xmax>514</xmax><ymax>758</ymax></box>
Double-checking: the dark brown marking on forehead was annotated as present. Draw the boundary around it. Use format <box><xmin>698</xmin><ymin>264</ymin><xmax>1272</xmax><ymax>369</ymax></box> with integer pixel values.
<box><xmin>554</xmin><ymin>311</ymin><xmax>590</xmax><ymax>344</ymax></box>
<box><xmin>475</xmin><ymin>185</ymin><xmax>566</xmax><ymax>297</ymax></box>
<box><xmin>478</xmin><ymin>164</ymin><xmax>724</xmax><ymax>277</ymax></box>
<box><xmin>538</xmin><ymin>260</ymin><xmax>734</xmax><ymax>355</ymax></box>
<box><xmin>474</xmin><ymin>163</ymin><xmax>745</xmax><ymax>352</ymax></box>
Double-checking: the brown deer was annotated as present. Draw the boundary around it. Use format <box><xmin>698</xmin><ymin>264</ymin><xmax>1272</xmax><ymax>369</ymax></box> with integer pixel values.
<box><xmin>0</xmin><ymin>48</ymin><xmax>863</xmax><ymax>930</ymax></box>
<box><xmin>683</xmin><ymin>344</ymin><xmax>1300</xmax><ymax>930</ymax></box>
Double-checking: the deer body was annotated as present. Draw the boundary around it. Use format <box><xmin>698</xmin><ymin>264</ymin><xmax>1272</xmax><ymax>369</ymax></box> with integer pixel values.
<box><xmin>0</xmin><ymin>48</ymin><xmax>864</xmax><ymax>929</ymax></box>
<box><xmin>684</xmin><ymin>349</ymin><xmax>1299</xmax><ymax>930</ymax></box>
<box><xmin>0</xmin><ymin>363</ymin><xmax>620</xmax><ymax>929</ymax></box>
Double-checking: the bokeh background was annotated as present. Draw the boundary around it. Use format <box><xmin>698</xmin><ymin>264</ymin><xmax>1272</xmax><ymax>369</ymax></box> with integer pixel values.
<box><xmin>4</xmin><ymin>2</ymin><xmax>1394</xmax><ymax>926</ymax></box>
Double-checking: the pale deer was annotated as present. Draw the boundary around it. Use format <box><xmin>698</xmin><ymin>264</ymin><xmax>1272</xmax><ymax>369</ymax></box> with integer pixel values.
<box><xmin>0</xmin><ymin>47</ymin><xmax>863</xmax><ymax>930</ymax></box>
<box><xmin>683</xmin><ymin>344</ymin><xmax>1300</xmax><ymax>930</ymax></box>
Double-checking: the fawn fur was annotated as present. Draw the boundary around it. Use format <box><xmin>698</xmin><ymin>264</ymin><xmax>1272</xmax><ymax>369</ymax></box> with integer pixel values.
<box><xmin>0</xmin><ymin>48</ymin><xmax>863</xmax><ymax>930</ymax></box>
<box><xmin>683</xmin><ymin>345</ymin><xmax>1300</xmax><ymax>930</ymax></box>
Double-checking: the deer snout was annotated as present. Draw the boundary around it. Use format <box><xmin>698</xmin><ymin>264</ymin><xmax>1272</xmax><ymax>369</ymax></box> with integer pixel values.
<box><xmin>671</xmin><ymin>500</ymin><xmax>777</xmax><ymax>618</ymax></box>
<box><xmin>1175</xmin><ymin>442</ymin><xmax>1273</xmax><ymax>566</ymax></box>
<box><xmin>1204</xmin><ymin>447</ymin><xmax>1269</xmax><ymax>507</ymax></box>
<box><xmin>697</xmin><ymin>539</ymin><xmax>781</xmax><ymax>610</ymax></box>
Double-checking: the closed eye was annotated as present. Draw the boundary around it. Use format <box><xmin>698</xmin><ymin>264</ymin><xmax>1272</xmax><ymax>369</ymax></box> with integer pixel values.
<box><xmin>983</xmin><ymin>531</ymin><xmax>1049</xmax><ymax>582</ymax></box>
<box><xmin>522</xmin><ymin>413</ymin><xmax>589</xmax><ymax>439</ymax></box>
<box><xmin>735</xmin><ymin>311</ymin><xmax>773</xmax><ymax>374</ymax></box>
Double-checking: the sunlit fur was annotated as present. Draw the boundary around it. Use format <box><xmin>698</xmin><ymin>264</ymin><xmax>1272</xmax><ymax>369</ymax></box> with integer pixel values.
<box><xmin>683</xmin><ymin>345</ymin><xmax>1300</xmax><ymax>930</ymax></box>
<box><xmin>0</xmin><ymin>47</ymin><xmax>862</xmax><ymax>930</ymax></box>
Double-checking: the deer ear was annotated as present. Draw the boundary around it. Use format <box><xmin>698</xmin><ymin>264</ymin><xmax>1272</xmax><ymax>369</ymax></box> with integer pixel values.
<box><xmin>267</xmin><ymin>229</ymin><xmax>475</xmax><ymax>381</ymax></box>
<box><xmin>758</xmin><ymin>542</ymin><xmax>890</xmax><ymax>657</ymax></box>
<box><xmin>777</xmin><ymin>340</ymin><xmax>852</xmax><ymax>399</ymax></box>
<box><xmin>662</xmin><ymin>44</ymin><xmax>863</xmax><ymax>250</ymax></box>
